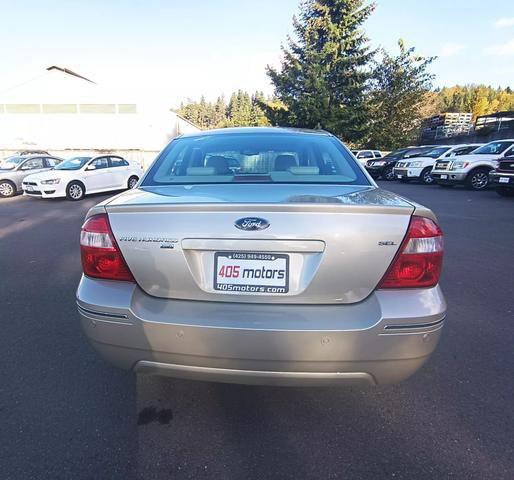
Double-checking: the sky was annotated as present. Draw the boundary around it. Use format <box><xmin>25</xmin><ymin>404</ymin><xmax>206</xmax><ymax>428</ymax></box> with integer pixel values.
<box><xmin>0</xmin><ymin>0</ymin><xmax>513</xmax><ymax>106</ymax></box>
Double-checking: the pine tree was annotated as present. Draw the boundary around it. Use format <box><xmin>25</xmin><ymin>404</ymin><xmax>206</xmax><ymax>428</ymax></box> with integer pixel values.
<box><xmin>367</xmin><ymin>40</ymin><xmax>435</xmax><ymax>149</ymax></box>
<box><xmin>213</xmin><ymin>95</ymin><xmax>227</xmax><ymax>127</ymax></box>
<box><xmin>267</xmin><ymin>0</ymin><xmax>375</xmax><ymax>142</ymax></box>
<box><xmin>250</xmin><ymin>91</ymin><xmax>271</xmax><ymax>126</ymax></box>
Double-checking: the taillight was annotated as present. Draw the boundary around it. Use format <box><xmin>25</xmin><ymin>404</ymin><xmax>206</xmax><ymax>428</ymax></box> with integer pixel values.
<box><xmin>378</xmin><ymin>216</ymin><xmax>443</xmax><ymax>289</ymax></box>
<box><xmin>80</xmin><ymin>213</ymin><xmax>135</xmax><ymax>282</ymax></box>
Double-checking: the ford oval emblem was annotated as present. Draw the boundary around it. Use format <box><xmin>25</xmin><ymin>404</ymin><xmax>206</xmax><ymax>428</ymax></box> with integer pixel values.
<box><xmin>234</xmin><ymin>217</ymin><xmax>270</xmax><ymax>231</ymax></box>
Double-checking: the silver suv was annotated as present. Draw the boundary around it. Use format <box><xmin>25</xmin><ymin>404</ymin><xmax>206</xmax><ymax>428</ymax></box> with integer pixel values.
<box><xmin>0</xmin><ymin>155</ymin><xmax>63</xmax><ymax>198</ymax></box>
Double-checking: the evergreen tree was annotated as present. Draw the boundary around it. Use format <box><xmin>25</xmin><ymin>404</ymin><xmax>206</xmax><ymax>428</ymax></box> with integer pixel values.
<box><xmin>267</xmin><ymin>0</ymin><xmax>375</xmax><ymax>142</ymax></box>
<box><xmin>213</xmin><ymin>95</ymin><xmax>227</xmax><ymax>126</ymax></box>
<box><xmin>250</xmin><ymin>91</ymin><xmax>271</xmax><ymax>126</ymax></box>
<box><xmin>177</xmin><ymin>90</ymin><xmax>273</xmax><ymax>129</ymax></box>
<box><xmin>367</xmin><ymin>40</ymin><xmax>435</xmax><ymax>149</ymax></box>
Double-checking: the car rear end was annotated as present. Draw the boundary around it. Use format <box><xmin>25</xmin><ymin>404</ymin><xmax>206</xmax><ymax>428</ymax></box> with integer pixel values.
<box><xmin>77</xmin><ymin>129</ymin><xmax>446</xmax><ymax>386</ymax></box>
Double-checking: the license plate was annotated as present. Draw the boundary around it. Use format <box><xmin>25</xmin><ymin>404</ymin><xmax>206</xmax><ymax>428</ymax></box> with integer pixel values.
<box><xmin>499</xmin><ymin>177</ymin><xmax>510</xmax><ymax>184</ymax></box>
<box><xmin>214</xmin><ymin>252</ymin><xmax>289</xmax><ymax>294</ymax></box>
<box><xmin>440</xmin><ymin>175</ymin><xmax>448</xmax><ymax>180</ymax></box>
<box><xmin>397</xmin><ymin>175</ymin><xmax>403</xmax><ymax>179</ymax></box>
<box><xmin>25</xmin><ymin>185</ymin><xmax>34</xmax><ymax>192</ymax></box>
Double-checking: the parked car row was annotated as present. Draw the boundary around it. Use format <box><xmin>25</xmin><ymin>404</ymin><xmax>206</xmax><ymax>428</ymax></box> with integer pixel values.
<box><xmin>364</xmin><ymin>139</ymin><xmax>514</xmax><ymax>196</ymax></box>
<box><xmin>0</xmin><ymin>153</ymin><xmax>143</xmax><ymax>200</ymax></box>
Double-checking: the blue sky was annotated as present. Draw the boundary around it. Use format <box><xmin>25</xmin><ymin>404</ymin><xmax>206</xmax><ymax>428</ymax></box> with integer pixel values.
<box><xmin>0</xmin><ymin>0</ymin><xmax>513</xmax><ymax>105</ymax></box>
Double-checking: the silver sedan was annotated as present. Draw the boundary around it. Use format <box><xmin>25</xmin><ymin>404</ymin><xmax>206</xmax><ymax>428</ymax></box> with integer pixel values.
<box><xmin>77</xmin><ymin>127</ymin><xmax>446</xmax><ymax>386</ymax></box>
<box><xmin>0</xmin><ymin>155</ymin><xmax>62</xmax><ymax>197</ymax></box>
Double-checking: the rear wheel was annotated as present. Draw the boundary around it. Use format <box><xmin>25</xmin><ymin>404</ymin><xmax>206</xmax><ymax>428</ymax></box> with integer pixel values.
<box><xmin>496</xmin><ymin>186</ymin><xmax>514</xmax><ymax>197</ymax></box>
<box><xmin>66</xmin><ymin>181</ymin><xmax>85</xmax><ymax>201</ymax></box>
<box><xmin>421</xmin><ymin>167</ymin><xmax>435</xmax><ymax>185</ymax></box>
<box><xmin>0</xmin><ymin>180</ymin><xmax>16</xmax><ymax>198</ymax></box>
<box><xmin>128</xmin><ymin>175</ymin><xmax>139</xmax><ymax>189</ymax></box>
<box><xmin>382</xmin><ymin>166</ymin><xmax>395</xmax><ymax>181</ymax></box>
<box><xmin>466</xmin><ymin>168</ymin><xmax>490</xmax><ymax>191</ymax></box>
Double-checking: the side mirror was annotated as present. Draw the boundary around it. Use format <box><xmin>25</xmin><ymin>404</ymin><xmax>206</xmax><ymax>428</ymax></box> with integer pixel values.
<box><xmin>86</xmin><ymin>165</ymin><xmax>96</xmax><ymax>171</ymax></box>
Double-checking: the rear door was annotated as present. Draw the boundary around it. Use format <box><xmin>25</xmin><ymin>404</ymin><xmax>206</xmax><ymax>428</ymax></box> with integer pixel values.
<box><xmin>45</xmin><ymin>157</ymin><xmax>62</xmax><ymax>168</ymax></box>
<box><xmin>109</xmin><ymin>156</ymin><xmax>130</xmax><ymax>188</ymax></box>
<box><xmin>84</xmin><ymin>157</ymin><xmax>113</xmax><ymax>191</ymax></box>
<box><xmin>16</xmin><ymin>157</ymin><xmax>48</xmax><ymax>189</ymax></box>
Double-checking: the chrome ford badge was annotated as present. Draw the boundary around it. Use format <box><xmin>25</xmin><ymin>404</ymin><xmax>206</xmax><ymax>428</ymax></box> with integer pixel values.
<box><xmin>235</xmin><ymin>217</ymin><xmax>270</xmax><ymax>231</ymax></box>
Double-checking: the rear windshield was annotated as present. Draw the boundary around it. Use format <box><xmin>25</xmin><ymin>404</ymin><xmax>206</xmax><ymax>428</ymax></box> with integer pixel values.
<box><xmin>142</xmin><ymin>133</ymin><xmax>370</xmax><ymax>186</ymax></box>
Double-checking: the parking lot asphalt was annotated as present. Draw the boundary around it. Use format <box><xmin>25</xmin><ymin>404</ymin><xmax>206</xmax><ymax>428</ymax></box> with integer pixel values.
<box><xmin>1</xmin><ymin>183</ymin><xmax>513</xmax><ymax>480</ymax></box>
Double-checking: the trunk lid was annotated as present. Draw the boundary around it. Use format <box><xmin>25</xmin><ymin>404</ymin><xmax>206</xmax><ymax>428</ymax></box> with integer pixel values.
<box><xmin>106</xmin><ymin>184</ymin><xmax>415</xmax><ymax>304</ymax></box>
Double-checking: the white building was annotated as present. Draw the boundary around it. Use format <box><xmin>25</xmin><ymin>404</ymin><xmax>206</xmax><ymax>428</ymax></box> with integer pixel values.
<box><xmin>0</xmin><ymin>66</ymin><xmax>199</xmax><ymax>166</ymax></box>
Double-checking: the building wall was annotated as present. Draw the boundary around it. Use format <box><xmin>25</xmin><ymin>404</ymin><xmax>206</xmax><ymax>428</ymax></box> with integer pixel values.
<box><xmin>0</xmin><ymin>103</ymin><xmax>198</xmax><ymax>152</ymax></box>
<box><xmin>0</xmin><ymin>69</ymin><xmax>200</xmax><ymax>153</ymax></box>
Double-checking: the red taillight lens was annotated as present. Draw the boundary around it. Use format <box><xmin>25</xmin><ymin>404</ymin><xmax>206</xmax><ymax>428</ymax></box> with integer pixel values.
<box><xmin>80</xmin><ymin>214</ymin><xmax>135</xmax><ymax>282</ymax></box>
<box><xmin>378</xmin><ymin>216</ymin><xmax>443</xmax><ymax>289</ymax></box>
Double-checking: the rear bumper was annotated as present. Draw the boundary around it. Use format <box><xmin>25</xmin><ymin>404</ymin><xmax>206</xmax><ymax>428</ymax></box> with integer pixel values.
<box><xmin>77</xmin><ymin>276</ymin><xmax>446</xmax><ymax>386</ymax></box>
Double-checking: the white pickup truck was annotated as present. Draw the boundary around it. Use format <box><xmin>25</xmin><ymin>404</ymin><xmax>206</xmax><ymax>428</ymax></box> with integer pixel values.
<box><xmin>393</xmin><ymin>144</ymin><xmax>481</xmax><ymax>185</ymax></box>
<box><xmin>431</xmin><ymin>139</ymin><xmax>514</xmax><ymax>190</ymax></box>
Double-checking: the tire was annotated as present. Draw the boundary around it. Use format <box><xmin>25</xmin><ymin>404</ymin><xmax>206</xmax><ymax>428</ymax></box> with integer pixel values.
<box><xmin>421</xmin><ymin>167</ymin><xmax>435</xmax><ymax>185</ymax></box>
<box><xmin>465</xmin><ymin>168</ymin><xmax>490</xmax><ymax>191</ymax></box>
<box><xmin>0</xmin><ymin>180</ymin><xmax>16</xmax><ymax>198</ymax></box>
<box><xmin>128</xmin><ymin>175</ymin><xmax>139</xmax><ymax>189</ymax></box>
<box><xmin>496</xmin><ymin>186</ymin><xmax>514</xmax><ymax>197</ymax></box>
<box><xmin>66</xmin><ymin>181</ymin><xmax>85</xmax><ymax>201</ymax></box>
<box><xmin>382</xmin><ymin>166</ymin><xmax>395</xmax><ymax>181</ymax></box>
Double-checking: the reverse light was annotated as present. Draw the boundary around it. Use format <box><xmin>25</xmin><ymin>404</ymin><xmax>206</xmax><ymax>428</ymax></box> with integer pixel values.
<box><xmin>378</xmin><ymin>216</ymin><xmax>443</xmax><ymax>289</ymax></box>
<box><xmin>80</xmin><ymin>214</ymin><xmax>135</xmax><ymax>282</ymax></box>
<box><xmin>40</xmin><ymin>178</ymin><xmax>61</xmax><ymax>185</ymax></box>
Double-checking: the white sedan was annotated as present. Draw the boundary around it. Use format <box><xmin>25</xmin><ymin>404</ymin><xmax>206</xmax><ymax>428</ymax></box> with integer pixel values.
<box><xmin>22</xmin><ymin>155</ymin><xmax>143</xmax><ymax>200</ymax></box>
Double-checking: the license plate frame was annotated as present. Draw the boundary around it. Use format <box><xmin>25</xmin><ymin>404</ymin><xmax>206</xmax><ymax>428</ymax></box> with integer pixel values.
<box><xmin>214</xmin><ymin>251</ymin><xmax>289</xmax><ymax>294</ymax></box>
<box><xmin>499</xmin><ymin>177</ymin><xmax>510</xmax><ymax>184</ymax></box>
<box><xmin>440</xmin><ymin>174</ymin><xmax>448</xmax><ymax>180</ymax></box>
<box><xmin>25</xmin><ymin>185</ymin><xmax>34</xmax><ymax>192</ymax></box>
